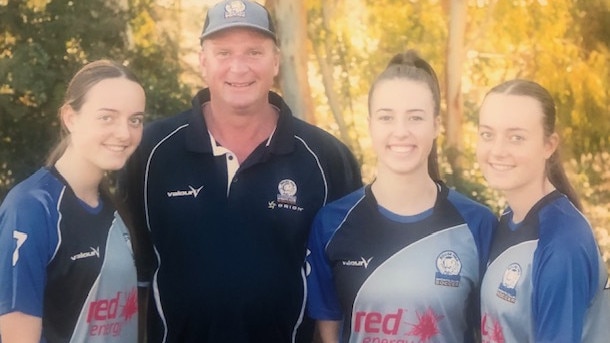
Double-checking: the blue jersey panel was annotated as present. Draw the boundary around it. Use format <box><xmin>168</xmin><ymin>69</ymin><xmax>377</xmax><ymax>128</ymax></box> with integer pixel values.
<box><xmin>481</xmin><ymin>191</ymin><xmax>610</xmax><ymax>343</ymax></box>
<box><xmin>0</xmin><ymin>168</ymin><xmax>62</xmax><ymax>317</ymax></box>
<box><xmin>307</xmin><ymin>182</ymin><xmax>497</xmax><ymax>343</ymax></box>
<box><xmin>0</xmin><ymin>168</ymin><xmax>138</xmax><ymax>343</ymax></box>
<box><xmin>307</xmin><ymin>188</ymin><xmax>367</xmax><ymax>321</ymax></box>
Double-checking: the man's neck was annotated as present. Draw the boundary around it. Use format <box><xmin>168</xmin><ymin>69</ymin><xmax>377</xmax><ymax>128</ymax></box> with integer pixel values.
<box><xmin>203</xmin><ymin>102</ymin><xmax>279</xmax><ymax>163</ymax></box>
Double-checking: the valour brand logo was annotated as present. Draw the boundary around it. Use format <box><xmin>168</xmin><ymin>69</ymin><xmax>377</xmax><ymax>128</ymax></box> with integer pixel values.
<box><xmin>342</xmin><ymin>257</ymin><xmax>373</xmax><ymax>268</ymax></box>
<box><xmin>167</xmin><ymin>185</ymin><xmax>204</xmax><ymax>198</ymax></box>
<box><xmin>71</xmin><ymin>246</ymin><xmax>100</xmax><ymax>261</ymax></box>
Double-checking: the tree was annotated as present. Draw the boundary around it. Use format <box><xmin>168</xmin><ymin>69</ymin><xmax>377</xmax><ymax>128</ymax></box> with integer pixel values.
<box><xmin>267</xmin><ymin>0</ymin><xmax>315</xmax><ymax>123</ymax></box>
<box><xmin>0</xmin><ymin>0</ymin><xmax>190</xmax><ymax>200</ymax></box>
<box><xmin>443</xmin><ymin>0</ymin><xmax>467</xmax><ymax>186</ymax></box>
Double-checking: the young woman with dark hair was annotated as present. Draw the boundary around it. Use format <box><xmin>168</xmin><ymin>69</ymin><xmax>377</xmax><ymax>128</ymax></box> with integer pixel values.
<box><xmin>0</xmin><ymin>60</ymin><xmax>145</xmax><ymax>343</ymax></box>
<box><xmin>306</xmin><ymin>50</ymin><xmax>497</xmax><ymax>343</ymax></box>
<box><xmin>477</xmin><ymin>79</ymin><xmax>610</xmax><ymax>342</ymax></box>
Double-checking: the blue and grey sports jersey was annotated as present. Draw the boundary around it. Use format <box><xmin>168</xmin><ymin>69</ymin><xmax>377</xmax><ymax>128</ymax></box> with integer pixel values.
<box><xmin>119</xmin><ymin>89</ymin><xmax>362</xmax><ymax>342</ymax></box>
<box><xmin>0</xmin><ymin>168</ymin><xmax>138</xmax><ymax>343</ymax></box>
<box><xmin>307</xmin><ymin>182</ymin><xmax>497</xmax><ymax>343</ymax></box>
<box><xmin>480</xmin><ymin>191</ymin><xmax>610</xmax><ymax>343</ymax></box>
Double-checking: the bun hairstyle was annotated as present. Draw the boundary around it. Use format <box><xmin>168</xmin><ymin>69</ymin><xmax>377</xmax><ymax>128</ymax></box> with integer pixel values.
<box><xmin>368</xmin><ymin>49</ymin><xmax>441</xmax><ymax>181</ymax></box>
<box><xmin>484</xmin><ymin>79</ymin><xmax>582</xmax><ymax>210</ymax></box>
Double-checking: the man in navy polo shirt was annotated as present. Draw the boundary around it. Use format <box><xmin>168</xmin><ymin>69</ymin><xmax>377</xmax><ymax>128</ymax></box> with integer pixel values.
<box><xmin>119</xmin><ymin>1</ymin><xmax>362</xmax><ymax>342</ymax></box>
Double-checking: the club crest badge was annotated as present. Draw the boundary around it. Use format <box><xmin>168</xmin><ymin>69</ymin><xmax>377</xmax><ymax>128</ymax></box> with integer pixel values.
<box><xmin>277</xmin><ymin>179</ymin><xmax>297</xmax><ymax>205</ymax></box>
<box><xmin>269</xmin><ymin>179</ymin><xmax>304</xmax><ymax>212</ymax></box>
<box><xmin>225</xmin><ymin>1</ymin><xmax>246</xmax><ymax>18</ymax></box>
<box><xmin>496</xmin><ymin>263</ymin><xmax>521</xmax><ymax>303</ymax></box>
<box><xmin>435</xmin><ymin>250</ymin><xmax>462</xmax><ymax>287</ymax></box>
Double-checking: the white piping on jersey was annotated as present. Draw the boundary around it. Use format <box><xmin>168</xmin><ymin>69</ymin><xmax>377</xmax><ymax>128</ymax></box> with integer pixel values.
<box><xmin>292</xmin><ymin>265</ymin><xmax>308</xmax><ymax>343</ymax></box>
<box><xmin>144</xmin><ymin>124</ymin><xmax>188</xmax><ymax>343</ymax></box>
<box><xmin>49</xmin><ymin>186</ymin><xmax>67</xmax><ymax>264</ymax></box>
<box><xmin>324</xmin><ymin>192</ymin><xmax>366</xmax><ymax>252</ymax></box>
<box><xmin>144</xmin><ymin>123</ymin><xmax>188</xmax><ymax>233</ymax></box>
<box><xmin>295</xmin><ymin>135</ymin><xmax>328</xmax><ymax>205</ymax></box>
<box><xmin>151</xmin><ymin>248</ymin><xmax>168</xmax><ymax>343</ymax></box>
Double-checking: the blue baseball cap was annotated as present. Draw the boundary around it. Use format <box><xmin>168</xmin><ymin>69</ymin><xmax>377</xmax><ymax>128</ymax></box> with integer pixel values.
<box><xmin>200</xmin><ymin>0</ymin><xmax>277</xmax><ymax>43</ymax></box>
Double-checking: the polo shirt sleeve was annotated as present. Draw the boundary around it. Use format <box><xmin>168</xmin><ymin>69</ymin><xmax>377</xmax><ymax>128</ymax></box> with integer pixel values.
<box><xmin>0</xmin><ymin>193</ymin><xmax>55</xmax><ymax>317</ymax></box>
<box><xmin>306</xmin><ymin>208</ymin><xmax>343</xmax><ymax>321</ymax></box>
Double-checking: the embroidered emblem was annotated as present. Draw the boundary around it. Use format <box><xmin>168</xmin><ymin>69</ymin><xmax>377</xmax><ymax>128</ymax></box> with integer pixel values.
<box><xmin>225</xmin><ymin>1</ymin><xmax>246</xmax><ymax>18</ymax></box>
<box><xmin>435</xmin><ymin>250</ymin><xmax>462</xmax><ymax>287</ymax></box>
<box><xmin>496</xmin><ymin>263</ymin><xmax>521</xmax><ymax>303</ymax></box>
<box><xmin>269</xmin><ymin>179</ymin><xmax>303</xmax><ymax>212</ymax></box>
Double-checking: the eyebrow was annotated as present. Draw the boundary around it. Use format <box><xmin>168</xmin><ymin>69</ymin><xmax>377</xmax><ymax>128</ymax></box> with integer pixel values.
<box><xmin>98</xmin><ymin>108</ymin><xmax>146</xmax><ymax>116</ymax></box>
<box><xmin>97</xmin><ymin>108</ymin><xmax>119</xmax><ymax>113</ymax></box>
<box><xmin>478</xmin><ymin>124</ymin><xmax>528</xmax><ymax>132</ymax></box>
<box><xmin>375</xmin><ymin>108</ymin><xmax>425</xmax><ymax>113</ymax></box>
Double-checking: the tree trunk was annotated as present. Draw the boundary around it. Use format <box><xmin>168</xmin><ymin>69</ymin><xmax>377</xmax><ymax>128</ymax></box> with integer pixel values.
<box><xmin>267</xmin><ymin>0</ymin><xmax>315</xmax><ymax>122</ymax></box>
<box><xmin>310</xmin><ymin>0</ymin><xmax>357</xmax><ymax>152</ymax></box>
<box><xmin>445</xmin><ymin>0</ymin><xmax>467</xmax><ymax>181</ymax></box>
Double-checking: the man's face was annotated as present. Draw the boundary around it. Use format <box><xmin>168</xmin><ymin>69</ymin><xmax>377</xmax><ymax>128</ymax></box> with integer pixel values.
<box><xmin>199</xmin><ymin>28</ymin><xmax>279</xmax><ymax>114</ymax></box>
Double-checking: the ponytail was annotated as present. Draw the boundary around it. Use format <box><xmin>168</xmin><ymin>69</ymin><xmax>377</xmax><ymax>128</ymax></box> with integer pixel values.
<box><xmin>368</xmin><ymin>49</ymin><xmax>442</xmax><ymax>180</ymax></box>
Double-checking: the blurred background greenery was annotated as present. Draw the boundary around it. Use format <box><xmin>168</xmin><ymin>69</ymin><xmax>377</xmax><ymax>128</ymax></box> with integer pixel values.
<box><xmin>1</xmin><ymin>0</ymin><xmax>609</xmax><ymax>267</ymax></box>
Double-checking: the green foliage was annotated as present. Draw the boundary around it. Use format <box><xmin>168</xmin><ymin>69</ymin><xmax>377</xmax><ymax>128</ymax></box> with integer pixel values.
<box><xmin>0</xmin><ymin>0</ymin><xmax>191</xmax><ymax>200</ymax></box>
<box><xmin>126</xmin><ymin>0</ymin><xmax>192</xmax><ymax>120</ymax></box>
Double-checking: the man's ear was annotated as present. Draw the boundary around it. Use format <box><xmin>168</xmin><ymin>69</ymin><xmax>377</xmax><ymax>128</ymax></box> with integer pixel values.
<box><xmin>273</xmin><ymin>48</ymin><xmax>280</xmax><ymax>77</ymax></box>
<box><xmin>199</xmin><ymin>49</ymin><xmax>208</xmax><ymax>83</ymax></box>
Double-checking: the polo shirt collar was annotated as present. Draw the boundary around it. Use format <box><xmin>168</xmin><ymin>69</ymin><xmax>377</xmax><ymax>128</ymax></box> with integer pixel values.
<box><xmin>185</xmin><ymin>88</ymin><xmax>296</xmax><ymax>156</ymax></box>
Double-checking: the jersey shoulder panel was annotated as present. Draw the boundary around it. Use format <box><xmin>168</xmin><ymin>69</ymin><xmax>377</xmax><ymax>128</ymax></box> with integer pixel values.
<box><xmin>446</xmin><ymin>189</ymin><xmax>497</xmax><ymax>226</ymax></box>
<box><xmin>0</xmin><ymin>168</ymin><xmax>64</xmax><ymax>316</ymax></box>
<box><xmin>141</xmin><ymin>110</ymin><xmax>192</xmax><ymax>150</ymax></box>
<box><xmin>307</xmin><ymin>187</ymin><xmax>366</xmax><ymax>320</ymax></box>
<box><xmin>291</xmin><ymin>118</ymin><xmax>358</xmax><ymax>162</ymax></box>
<box><xmin>446</xmin><ymin>189</ymin><xmax>498</xmax><ymax>264</ymax></box>
<box><xmin>531</xmin><ymin>196</ymin><xmax>605</xmax><ymax>342</ymax></box>
<box><xmin>292</xmin><ymin>119</ymin><xmax>363</xmax><ymax>199</ymax></box>
<box><xmin>537</xmin><ymin>196</ymin><xmax>592</xmax><ymax>248</ymax></box>
<box><xmin>0</xmin><ymin>167</ymin><xmax>64</xmax><ymax>249</ymax></box>
<box><xmin>315</xmin><ymin>187</ymin><xmax>367</xmax><ymax>242</ymax></box>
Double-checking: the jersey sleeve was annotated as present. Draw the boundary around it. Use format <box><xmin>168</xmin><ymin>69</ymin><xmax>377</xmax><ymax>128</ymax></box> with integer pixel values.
<box><xmin>306</xmin><ymin>208</ymin><xmax>343</xmax><ymax>321</ymax></box>
<box><xmin>447</xmin><ymin>190</ymin><xmax>498</xmax><ymax>275</ymax></box>
<box><xmin>472</xmin><ymin>209</ymin><xmax>498</xmax><ymax>275</ymax></box>
<box><xmin>532</xmin><ymin>224</ymin><xmax>598</xmax><ymax>343</ymax></box>
<box><xmin>323</xmin><ymin>138</ymin><xmax>363</xmax><ymax>204</ymax></box>
<box><xmin>0</xmin><ymin>192</ymin><xmax>57</xmax><ymax>317</ymax></box>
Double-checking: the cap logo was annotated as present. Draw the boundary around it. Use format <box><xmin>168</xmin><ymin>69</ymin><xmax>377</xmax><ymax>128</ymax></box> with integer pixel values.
<box><xmin>225</xmin><ymin>1</ymin><xmax>247</xmax><ymax>18</ymax></box>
